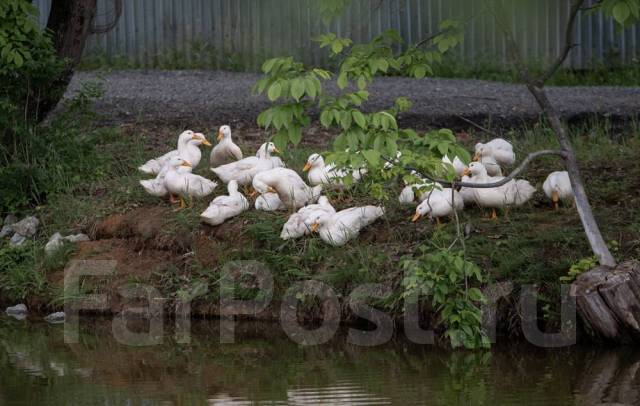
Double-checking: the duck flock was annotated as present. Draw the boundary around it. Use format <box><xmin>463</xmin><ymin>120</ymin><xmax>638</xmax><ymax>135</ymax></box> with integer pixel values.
<box><xmin>138</xmin><ymin>126</ymin><xmax>575</xmax><ymax>246</ymax></box>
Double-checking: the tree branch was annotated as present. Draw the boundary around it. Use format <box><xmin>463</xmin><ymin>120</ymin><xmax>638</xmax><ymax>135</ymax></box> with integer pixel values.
<box><xmin>90</xmin><ymin>0</ymin><xmax>122</xmax><ymax>34</ymax></box>
<box><xmin>535</xmin><ymin>0</ymin><xmax>585</xmax><ymax>85</ymax></box>
<box><xmin>454</xmin><ymin>114</ymin><xmax>501</xmax><ymax>138</ymax></box>
<box><xmin>491</xmin><ymin>0</ymin><xmax>616</xmax><ymax>267</ymax></box>
<box><xmin>383</xmin><ymin>149</ymin><xmax>565</xmax><ymax>189</ymax></box>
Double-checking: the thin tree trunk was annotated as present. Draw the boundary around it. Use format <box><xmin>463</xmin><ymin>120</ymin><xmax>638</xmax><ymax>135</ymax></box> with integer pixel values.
<box><xmin>47</xmin><ymin>0</ymin><xmax>98</xmax><ymax>65</ymax></box>
<box><xmin>527</xmin><ymin>84</ymin><xmax>617</xmax><ymax>267</ymax></box>
<box><xmin>36</xmin><ymin>0</ymin><xmax>98</xmax><ymax>121</ymax></box>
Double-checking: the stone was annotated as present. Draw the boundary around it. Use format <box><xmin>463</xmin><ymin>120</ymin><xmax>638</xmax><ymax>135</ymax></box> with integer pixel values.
<box><xmin>11</xmin><ymin>216</ymin><xmax>39</xmax><ymax>238</ymax></box>
<box><xmin>64</xmin><ymin>233</ymin><xmax>90</xmax><ymax>243</ymax></box>
<box><xmin>0</xmin><ymin>214</ymin><xmax>17</xmax><ymax>238</ymax></box>
<box><xmin>9</xmin><ymin>233</ymin><xmax>26</xmax><ymax>246</ymax></box>
<box><xmin>44</xmin><ymin>312</ymin><xmax>66</xmax><ymax>324</ymax></box>
<box><xmin>2</xmin><ymin>214</ymin><xmax>18</xmax><ymax>227</ymax></box>
<box><xmin>45</xmin><ymin>233</ymin><xmax>64</xmax><ymax>255</ymax></box>
<box><xmin>0</xmin><ymin>225</ymin><xmax>13</xmax><ymax>239</ymax></box>
<box><xmin>6</xmin><ymin>303</ymin><xmax>27</xmax><ymax>315</ymax></box>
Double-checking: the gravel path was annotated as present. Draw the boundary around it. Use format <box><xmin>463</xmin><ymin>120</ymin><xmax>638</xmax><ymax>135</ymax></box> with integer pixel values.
<box><xmin>68</xmin><ymin>70</ymin><xmax>640</xmax><ymax>129</ymax></box>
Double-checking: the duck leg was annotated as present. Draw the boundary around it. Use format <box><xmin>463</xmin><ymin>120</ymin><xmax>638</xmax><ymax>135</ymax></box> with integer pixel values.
<box><xmin>552</xmin><ymin>191</ymin><xmax>559</xmax><ymax>210</ymax></box>
<box><xmin>243</xmin><ymin>185</ymin><xmax>254</xmax><ymax>197</ymax></box>
<box><xmin>179</xmin><ymin>197</ymin><xmax>187</xmax><ymax>210</ymax></box>
<box><xmin>436</xmin><ymin>217</ymin><xmax>442</xmax><ymax>227</ymax></box>
<box><xmin>490</xmin><ymin>208</ymin><xmax>498</xmax><ymax>220</ymax></box>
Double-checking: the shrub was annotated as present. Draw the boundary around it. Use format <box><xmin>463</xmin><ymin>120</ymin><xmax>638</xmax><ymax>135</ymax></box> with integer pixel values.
<box><xmin>402</xmin><ymin>247</ymin><xmax>489</xmax><ymax>349</ymax></box>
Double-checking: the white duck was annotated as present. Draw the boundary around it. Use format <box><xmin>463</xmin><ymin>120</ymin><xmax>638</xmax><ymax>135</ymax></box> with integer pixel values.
<box><xmin>210</xmin><ymin>125</ymin><xmax>243</xmax><ymax>167</ymax></box>
<box><xmin>164</xmin><ymin>156</ymin><xmax>218</xmax><ymax>207</ymax></box>
<box><xmin>139</xmin><ymin>130</ymin><xmax>211</xmax><ymax>175</ymax></box>
<box><xmin>280</xmin><ymin>196</ymin><xmax>336</xmax><ymax>240</ymax></box>
<box><xmin>412</xmin><ymin>188</ymin><xmax>464</xmax><ymax>225</ymax></box>
<box><xmin>543</xmin><ymin>171</ymin><xmax>574</xmax><ymax>209</ymax></box>
<box><xmin>211</xmin><ymin>142</ymin><xmax>280</xmax><ymax>185</ymax></box>
<box><xmin>255</xmin><ymin>146</ymin><xmax>286</xmax><ymax>168</ymax></box>
<box><xmin>303</xmin><ymin>153</ymin><xmax>366</xmax><ymax>187</ymax></box>
<box><xmin>255</xmin><ymin>193</ymin><xmax>287</xmax><ymax>212</ymax></box>
<box><xmin>304</xmin><ymin>206</ymin><xmax>385</xmax><ymax>246</ymax></box>
<box><xmin>140</xmin><ymin>163</ymin><xmax>190</xmax><ymax>197</ymax></box>
<box><xmin>474</xmin><ymin>138</ymin><xmax>516</xmax><ymax>174</ymax></box>
<box><xmin>252</xmin><ymin>167</ymin><xmax>322</xmax><ymax>209</ymax></box>
<box><xmin>465</xmin><ymin>162</ymin><xmax>536</xmax><ymax>219</ymax></box>
<box><xmin>200</xmin><ymin>180</ymin><xmax>249</xmax><ymax>225</ymax></box>
<box><xmin>442</xmin><ymin>155</ymin><xmax>467</xmax><ymax>178</ymax></box>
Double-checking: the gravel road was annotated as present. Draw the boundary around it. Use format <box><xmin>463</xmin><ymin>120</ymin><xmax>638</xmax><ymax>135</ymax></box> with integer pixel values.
<box><xmin>67</xmin><ymin>70</ymin><xmax>640</xmax><ymax>129</ymax></box>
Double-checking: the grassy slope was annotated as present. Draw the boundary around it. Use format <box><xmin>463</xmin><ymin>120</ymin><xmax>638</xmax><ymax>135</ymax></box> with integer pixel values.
<box><xmin>2</xmin><ymin>120</ymin><xmax>639</xmax><ymax>326</ymax></box>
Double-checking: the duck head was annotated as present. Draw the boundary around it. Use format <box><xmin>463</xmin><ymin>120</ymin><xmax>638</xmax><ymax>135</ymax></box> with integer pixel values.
<box><xmin>303</xmin><ymin>153</ymin><xmax>324</xmax><ymax>172</ymax></box>
<box><xmin>217</xmin><ymin>125</ymin><xmax>231</xmax><ymax>141</ymax></box>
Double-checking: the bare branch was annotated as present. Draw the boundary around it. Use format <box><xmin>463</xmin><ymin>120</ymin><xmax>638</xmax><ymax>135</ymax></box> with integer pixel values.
<box><xmin>454</xmin><ymin>114</ymin><xmax>501</xmax><ymax>138</ymax></box>
<box><xmin>383</xmin><ymin>149</ymin><xmax>565</xmax><ymax>189</ymax></box>
<box><xmin>90</xmin><ymin>0</ymin><xmax>122</xmax><ymax>34</ymax></box>
<box><xmin>415</xmin><ymin>30</ymin><xmax>447</xmax><ymax>48</ymax></box>
<box><xmin>536</xmin><ymin>0</ymin><xmax>586</xmax><ymax>85</ymax></box>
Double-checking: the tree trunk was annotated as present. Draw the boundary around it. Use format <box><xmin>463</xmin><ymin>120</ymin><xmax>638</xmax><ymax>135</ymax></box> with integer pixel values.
<box><xmin>526</xmin><ymin>84</ymin><xmax>617</xmax><ymax>268</ymax></box>
<box><xmin>47</xmin><ymin>0</ymin><xmax>97</xmax><ymax>65</ymax></box>
<box><xmin>36</xmin><ymin>0</ymin><xmax>98</xmax><ymax>121</ymax></box>
<box><xmin>570</xmin><ymin>261</ymin><xmax>640</xmax><ymax>342</ymax></box>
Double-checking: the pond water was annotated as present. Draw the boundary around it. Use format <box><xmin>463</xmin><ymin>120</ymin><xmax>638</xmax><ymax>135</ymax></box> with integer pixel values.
<box><xmin>1</xmin><ymin>316</ymin><xmax>639</xmax><ymax>405</ymax></box>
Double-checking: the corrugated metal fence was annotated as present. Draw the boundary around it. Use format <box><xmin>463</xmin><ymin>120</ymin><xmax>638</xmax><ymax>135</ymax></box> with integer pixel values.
<box><xmin>34</xmin><ymin>0</ymin><xmax>640</xmax><ymax>70</ymax></box>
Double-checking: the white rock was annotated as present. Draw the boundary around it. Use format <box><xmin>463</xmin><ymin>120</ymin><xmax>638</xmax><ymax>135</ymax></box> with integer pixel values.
<box><xmin>11</xmin><ymin>216</ymin><xmax>39</xmax><ymax>238</ymax></box>
<box><xmin>64</xmin><ymin>233</ymin><xmax>90</xmax><ymax>243</ymax></box>
<box><xmin>0</xmin><ymin>214</ymin><xmax>17</xmax><ymax>238</ymax></box>
<box><xmin>9</xmin><ymin>233</ymin><xmax>26</xmax><ymax>246</ymax></box>
<box><xmin>45</xmin><ymin>233</ymin><xmax>64</xmax><ymax>255</ymax></box>
<box><xmin>6</xmin><ymin>304</ymin><xmax>27</xmax><ymax>315</ymax></box>
<box><xmin>2</xmin><ymin>214</ymin><xmax>17</xmax><ymax>226</ymax></box>
<box><xmin>44</xmin><ymin>312</ymin><xmax>65</xmax><ymax>324</ymax></box>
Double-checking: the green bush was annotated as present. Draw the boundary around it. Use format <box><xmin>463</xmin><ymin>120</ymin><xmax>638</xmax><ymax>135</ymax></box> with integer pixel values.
<box><xmin>0</xmin><ymin>241</ymin><xmax>47</xmax><ymax>302</ymax></box>
<box><xmin>0</xmin><ymin>0</ymin><xmax>81</xmax><ymax>213</ymax></box>
<box><xmin>0</xmin><ymin>82</ymin><xmax>105</xmax><ymax>213</ymax></box>
<box><xmin>402</xmin><ymin>247</ymin><xmax>489</xmax><ymax>349</ymax></box>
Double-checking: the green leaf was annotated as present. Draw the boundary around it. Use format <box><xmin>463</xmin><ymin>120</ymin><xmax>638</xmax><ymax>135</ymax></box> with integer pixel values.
<box><xmin>414</xmin><ymin>65</ymin><xmax>427</xmax><ymax>79</ymax></box>
<box><xmin>305</xmin><ymin>78</ymin><xmax>317</xmax><ymax>99</ymax></box>
<box><xmin>320</xmin><ymin>110</ymin><xmax>333</xmax><ymax>128</ymax></box>
<box><xmin>613</xmin><ymin>2</ymin><xmax>631</xmax><ymax>23</ymax></box>
<box><xmin>337</xmin><ymin>72</ymin><xmax>348</xmax><ymax>89</ymax></box>
<box><xmin>340</xmin><ymin>110</ymin><xmax>352</xmax><ymax>130</ymax></box>
<box><xmin>291</xmin><ymin>78</ymin><xmax>305</xmax><ymax>101</ymax></box>
<box><xmin>362</xmin><ymin>149</ymin><xmax>381</xmax><ymax>167</ymax></box>
<box><xmin>267</xmin><ymin>82</ymin><xmax>282</xmax><ymax>101</ymax></box>
<box><xmin>357</xmin><ymin>76</ymin><xmax>367</xmax><ymax>90</ymax></box>
<box><xmin>273</xmin><ymin>129</ymin><xmax>289</xmax><ymax>150</ymax></box>
<box><xmin>352</xmin><ymin>110</ymin><xmax>367</xmax><ymax>129</ymax></box>
<box><xmin>262</xmin><ymin>58</ymin><xmax>277</xmax><ymax>73</ymax></box>
<box><xmin>288</xmin><ymin>125</ymin><xmax>302</xmax><ymax>145</ymax></box>
<box><xmin>331</xmin><ymin>41</ymin><xmax>343</xmax><ymax>54</ymax></box>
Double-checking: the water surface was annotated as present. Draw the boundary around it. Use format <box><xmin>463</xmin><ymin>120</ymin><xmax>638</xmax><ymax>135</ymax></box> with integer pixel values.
<box><xmin>1</xmin><ymin>317</ymin><xmax>639</xmax><ymax>405</ymax></box>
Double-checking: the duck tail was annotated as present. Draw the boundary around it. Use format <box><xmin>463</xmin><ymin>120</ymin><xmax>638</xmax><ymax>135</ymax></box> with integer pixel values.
<box><xmin>139</xmin><ymin>160</ymin><xmax>161</xmax><ymax>175</ymax></box>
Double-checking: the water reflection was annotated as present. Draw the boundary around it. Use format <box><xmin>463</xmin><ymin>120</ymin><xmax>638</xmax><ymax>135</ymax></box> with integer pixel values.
<box><xmin>1</xmin><ymin>317</ymin><xmax>639</xmax><ymax>405</ymax></box>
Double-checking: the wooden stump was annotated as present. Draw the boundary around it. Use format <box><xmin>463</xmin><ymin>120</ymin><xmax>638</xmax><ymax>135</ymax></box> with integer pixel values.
<box><xmin>570</xmin><ymin>261</ymin><xmax>640</xmax><ymax>342</ymax></box>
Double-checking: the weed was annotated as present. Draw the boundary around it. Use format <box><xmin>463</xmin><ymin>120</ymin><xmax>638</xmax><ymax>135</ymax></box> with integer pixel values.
<box><xmin>0</xmin><ymin>242</ymin><xmax>48</xmax><ymax>302</ymax></box>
